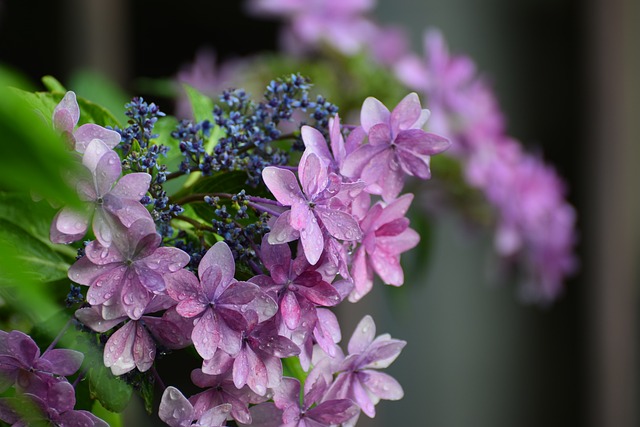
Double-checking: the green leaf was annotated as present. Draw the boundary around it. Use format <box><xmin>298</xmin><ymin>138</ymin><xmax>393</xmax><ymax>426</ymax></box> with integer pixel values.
<box><xmin>88</xmin><ymin>364</ymin><xmax>133</xmax><ymax>413</ymax></box>
<box><xmin>68</xmin><ymin>70</ymin><xmax>130</xmax><ymax>125</ymax></box>
<box><xmin>0</xmin><ymin>219</ymin><xmax>70</xmax><ymax>283</ymax></box>
<box><xmin>183</xmin><ymin>83</ymin><xmax>214</xmax><ymax>124</ymax></box>
<box><xmin>91</xmin><ymin>400</ymin><xmax>123</xmax><ymax>427</ymax></box>
<box><xmin>139</xmin><ymin>374</ymin><xmax>155</xmax><ymax>414</ymax></box>
<box><xmin>282</xmin><ymin>357</ymin><xmax>308</xmax><ymax>387</ymax></box>
<box><xmin>41</xmin><ymin>75</ymin><xmax>66</xmax><ymax>92</ymax></box>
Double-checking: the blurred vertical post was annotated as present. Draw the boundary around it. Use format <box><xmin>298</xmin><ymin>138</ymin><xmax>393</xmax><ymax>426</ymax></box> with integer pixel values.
<box><xmin>62</xmin><ymin>0</ymin><xmax>130</xmax><ymax>87</ymax></box>
<box><xmin>587</xmin><ymin>0</ymin><xmax>640</xmax><ymax>425</ymax></box>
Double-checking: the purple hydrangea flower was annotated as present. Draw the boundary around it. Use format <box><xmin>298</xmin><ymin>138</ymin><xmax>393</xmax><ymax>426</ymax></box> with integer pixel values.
<box><xmin>159</xmin><ymin>386</ymin><xmax>231</xmax><ymax>427</ymax></box>
<box><xmin>271</xmin><ymin>376</ymin><xmax>359</xmax><ymax>427</ymax></box>
<box><xmin>0</xmin><ymin>381</ymin><xmax>108</xmax><ymax>427</ymax></box>
<box><xmin>262</xmin><ymin>151</ymin><xmax>362</xmax><ymax>265</ymax></box>
<box><xmin>68</xmin><ymin>217</ymin><xmax>190</xmax><ymax>320</ymax></box>
<box><xmin>0</xmin><ymin>330</ymin><xmax>83</xmax><ymax>396</ymax></box>
<box><xmin>342</xmin><ymin>93</ymin><xmax>451</xmax><ymax>202</ymax></box>
<box><xmin>52</xmin><ymin>91</ymin><xmax>121</xmax><ymax>153</ymax></box>
<box><xmin>349</xmin><ymin>193</ymin><xmax>420</xmax><ymax>301</ymax></box>
<box><xmin>50</xmin><ymin>139</ymin><xmax>152</xmax><ymax>246</ymax></box>
<box><xmin>189</xmin><ymin>368</ymin><xmax>267</xmax><ymax>425</ymax></box>
<box><xmin>248</xmin><ymin>0</ymin><xmax>377</xmax><ymax>55</ymax></box>
<box><xmin>75</xmin><ymin>295</ymin><xmax>185</xmax><ymax>375</ymax></box>
<box><xmin>165</xmin><ymin>241</ymin><xmax>278</xmax><ymax>360</ymax></box>
<box><xmin>319</xmin><ymin>315</ymin><xmax>406</xmax><ymax>420</ymax></box>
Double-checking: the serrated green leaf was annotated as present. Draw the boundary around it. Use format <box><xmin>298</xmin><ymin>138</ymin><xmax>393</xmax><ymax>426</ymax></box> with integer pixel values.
<box><xmin>88</xmin><ymin>364</ymin><xmax>133</xmax><ymax>413</ymax></box>
<box><xmin>41</xmin><ymin>75</ymin><xmax>66</xmax><ymax>92</ymax></box>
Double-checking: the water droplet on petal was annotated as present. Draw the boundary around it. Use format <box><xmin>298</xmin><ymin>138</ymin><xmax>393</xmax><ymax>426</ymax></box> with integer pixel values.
<box><xmin>168</xmin><ymin>388</ymin><xmax>181</xmax><ymax>401</ymax></box>
<box><xmin>168</xmin><ymin>262</ymin><xmax>182</xmax><ymax>272</ymax></box>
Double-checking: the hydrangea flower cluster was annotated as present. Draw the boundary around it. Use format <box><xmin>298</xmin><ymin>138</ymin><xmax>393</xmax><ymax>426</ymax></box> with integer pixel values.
<box><xmin>0</xmin><ymin>76</ymin><xmax>448</xmax><ymax>426</ymax></box>
<box><xmin>248</xmin><ymin>0</ymin><xmax>578</xmax><ymax>303</ymax></box>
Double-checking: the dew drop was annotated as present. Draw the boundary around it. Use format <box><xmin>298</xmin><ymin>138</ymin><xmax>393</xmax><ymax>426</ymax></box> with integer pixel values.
<box><xmin>168</xmin><ymin>262</ymin><xmax>182</xmax><ymax>272</ymax></box>
<box><xmin>87</xmin><ymin>297</ymin><xmax>97</xmax><ymax>305</ymax></box>
<box><xmin>100</xmin><ymin>249</ymin><xmax>109</xmax><ymax>259</ymax></box>
<box><xmin>168</xmin><ymin>388</ymin><xmax>181</xmax><ymax>401</ymax></box>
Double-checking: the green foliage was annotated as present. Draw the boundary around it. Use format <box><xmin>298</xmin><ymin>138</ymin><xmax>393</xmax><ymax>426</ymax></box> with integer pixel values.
<box><xmin>183</xmin><ymin>83</ymin><xmax>214</xmax><ymax>124</ymax></box>
<box><xmin>88</xmin><ymin>364</ymin><xmax>134</xmax><ymax>413</ymax></box>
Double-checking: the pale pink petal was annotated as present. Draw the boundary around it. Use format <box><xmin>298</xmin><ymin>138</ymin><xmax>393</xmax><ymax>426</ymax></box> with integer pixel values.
<box><xmin>299</xmin><ymin>215</ymin><xmax>324</xmax><ymax>265</ymax></box>
<box><xmin>267</xmin><ymin>211</ymin><xmax>300</xmax><ymax>244</ymax></box>
<box><xmin>74</xmin><ymin>124</ymin><xmax>121</xmax><ymax>152</ymax></box>
<box><xmin>376</xmin><ymin>228</ymin><xmax>420</xmax><ymax>254</ymax></box>
<box><xmin>50</xmin><ymin>206</ymin><xmax>90</xmax><ymax>244</ymax></box>
<box><xmin>352</xmin><ymin>375</ymin><xmax>376</xmax><ymax>417</ymax></box>
<box><xmin>290</xmin><ymin>200</ymin><xmax>312</xmax><ymax>231</ymax></box>
<box><xmin>53</xmin><ymin>92</ymin><xmax>79</xmax><ymax>132</ymax></box>
<box><xmin>109</xmin><ymin>172</ymin><xmax>151</xmax><ymax>200</ymax></box>
<box><xmin>348</xmin><ymin>315</ymin><xmax>376</xmax><ymax>355</ymax></box>
<box><xmin>396</xmin><ymin>147</ymin><xmax>431</xmax><ymax>178</ymax></box>
<box><xmin>374</xmin><ymin>194</ymin><xmax>414</xmax><ymax>228</ymax></box>
<box><xmin>75</xmin><ymin>306</ymin><xmax>125</xmax><ymax>333</ymax></box>
<box><xmin>85</xmin><ymin>240</ymin><xmax>123</xmax><ymax>265</ymax></box>
<box><xmin>94</xmin><ymin>149</ymin><xmax>122</xmax><ymax>197</ymax></box>
<box><xmin>159</xmin><ymin>386</ymin><xmax>194</xmax><ymax>427</ymax></box>
<box><xmin>103</xmin><ymin>321</ymin><xmax>136</xmax><ymax>375</ymax></box>
<box><xmin>68</xmin><ymin>255</ymin><xmax>111</xmax><ymax>286</ymax></box>
<box><xmin>92</xmin><ymin>208</ymin><xmax>115</xmax><ymax>248</ymax></box>
<box><xmin>199</xmin><ymin>403</ymin><xmax>232</xmax><ymax>426</ymax></box>
<box><xmin>262</xmin><ymin>166</ymin><xmax>303</xmax><ymax>206</ymax></box>
<box><xmin>82</xmin><ymin>139</ymin><xmax>113</xmax><ymax>174</ymax></box>
<box><xmin>370</xmin><ymin>250</ymin><xmax>404</xmax><ymax>286</ymax></box>
<box><xmin>244</xmin><ymin>346</ymin><xmax>268</xmax><ymax>396</ymax></box>
<box><xmin>341</xmin><ymin>143</ymin><xmax>386</xmax><ymax>180</ymax></box>
<box><xmin>395</xmin><ymin>130</ymin><xmax>450</xmax><ymax>156</ymax></box>
<box><xmin>390</xmin><ymin>92</ymin><xmax>423</xmax><ymax>134</ymax></box>
<box><xmin>360</xmin><ymin>97</ymin><xmax>390</xmax><ymax>132</ymax></box>
<box><xmin>301</xmin><ymin>125</ymin><xmax>332</xmax><ymax>164</ymax></box>
<box><xmin>299</xmin><ymin>152</ymin><xmax>327</xmax><ymax>198</ymax></box>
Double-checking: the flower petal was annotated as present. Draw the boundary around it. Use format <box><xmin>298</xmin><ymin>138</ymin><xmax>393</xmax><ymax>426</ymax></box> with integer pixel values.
<box><xmin>199</xmin><ymin>241</ymin><xmax>236</xmax><ymax>288</ymax></box>
<box><xmin>74</xmin><ymin>124</ymin><xmax>121</xmax><ymax>152</ymax></box>
<box><xmin>360</xmin><ymin>96</ymin><xmax>390</xmax><ymax>133</ymax></box>
<box><xmin>348</xmin><ymin>315</ymin><xmax>376</xmax><ymax>355</ymax></box>
<box><xmin>262</xmin><ymin>166</ymin><xmax>303</xmax><ymax>206</ymax></box>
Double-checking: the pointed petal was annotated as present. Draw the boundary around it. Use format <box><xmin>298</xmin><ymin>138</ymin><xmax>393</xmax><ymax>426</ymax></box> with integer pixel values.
<box><xmin>53</xmin><ymin>92</ymin><xmax>79</xmax><ymax>132</ymax></box>
<box><xmin>299</xmin><ymin>215</ymin><xmax>324</xmax><ymax>265</ymax></box>
<box><xmin>301</xmin><ymin>125</ymin><xmax>332</xmax><ymax>163</ymax></box>
<box><xmin>348</xmin><ymin>315</ymin><xmax>376</xmax><ymax>355</ymax></box>
<box><xmin>390</xmin><ymin>92</ymin><xmax>423</xmax><ymax>133</ymax></box>
<box><xmin>281</xmin><ymin>291</ymin><xmax>301</xmax><ymax>330</ymax></box>
<box><xmin>262</xmin><ymin>166</ymin><xmax>303</xmax><ymax>206</ymax></box>
<box><xmin>94</xmin><ymin>149</ymin><xmax>122</xmax><ymax>198</ymax></box>
<box><xmin>192</xmin><ymin>307</ymin><xmax>221</xmax><ymax>360</ymax></box>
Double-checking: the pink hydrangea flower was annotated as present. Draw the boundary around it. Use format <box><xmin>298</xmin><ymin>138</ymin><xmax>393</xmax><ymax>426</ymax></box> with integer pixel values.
<box><xmin>50</xmin><ymin>139</ymin><xmax>152</xmax><ymax>246</ymax></box>
<box><xmin>350</xmin><ymin>194</ymin><xmax>420</xmax><ymax>301</ymax></box>
<box><xmin>159</xmin><ymin>386</ymin><xmax>231</xmax><ymax>427</ymax></box>
<box><xmin>317</xmin><ymin>315</ymin><xmax>406</xmax><ymax>421</ymax></box>
<box><xmin>165</xmin><ymin>241</ymin><xmax>278</xmax><ymax>360</ymax></box>
<box><xmin>342</xmin><ymin>93</ymin><xmax>451</xmax><ymax>202</ymax></box>
<box><xmin>52</xmin><ymin>91</ymin><xmax>121</xmax><ymax>153</ymax></box>
<box><xmin>263</xmin><ymin>151</ymin><xmax>362</xmax><ymax>265</ymax></box>
<box><xmin>68</xmin><ymin>217</ymin><xmax>190</xmax><ymax>320</ymax></box>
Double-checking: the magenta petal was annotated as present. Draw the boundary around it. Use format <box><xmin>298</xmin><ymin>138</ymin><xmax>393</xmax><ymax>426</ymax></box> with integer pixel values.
<box><xmin>262</xmin><ymin>166</ymin><xmax>303</xmax><ymax>206</ymax></box>
<box><xmin>360</xmin><ymin>96</ymin><xmax>390</xmax><ymax>133</ymax></box>
<box><xmin>377</xmin><ymin>228</ymin><xmax>420</xmax><ymax>254</ymax></box>
<box><xmin>396</xmin><ymin>147</ymin><xmax>431</xmax><ymax>178</ymax></box>
<box><xmin>134</xmin><ymin>265</ymin><xmax>166</xmax><ymax>293</ymax></box>
<box><xmin>299</xmin><ymin>152</ymin><xmax>326</xmax><ymax>198</ymax></box>
<box><xmin>308</xmin><ymin>399</ymin><xmax>360</xmax><ymax>424</ymax></box>
<box><xmin>370</xmin><ymin>250</ymin><xmax>404</xmax><ymax>286</ymax></box>
<box><xmin>159</xmin><ymin>386</ymin><xmax>194</xmax><ymax>427</ymax></box>
<box><xmin>375</xmin><ymin>194</ymin><xmax>413</xmax><ymax>227</ymax></box>
<box><xmin>74</xmin><ymin>124</ymin><xmax>121</xmax><ymax>152</ymax></box>
<box><xmin>202</xmin><ymin>350</ymin><xmax>234</xmax><ymax>375</ymax></box>
<box><xmin>396</xmin><ymin>130</ymin><xmax>450</xmax><ymax>156</ymax></box>
<box><xmin>199</xmin><ymin>241</ymin><xmax>236</xmax><ymax>287</ymax></box>
<box><xmin>260</xmin><ymin>235</ymin><xmax>291</xmax><ymax>272</ymax></box>
<box><xmin>316</xmin><ymin>208</ymin><xmax>362</xmax><ymax>241</ymax></box>
<box><xmin>216</xmin><ymin>315</ymin><xmax>243</xmax><ymax>356</ymax></box>
<box><xmin>7</xmin><ymin>331</ymin><xmax>39</xmax><ymax>366</ymax></box>
<box><xmin>301</xmin><ymin>125</ymin><xmax>332</xmax><ymax>163</ymax></box>
<box><xmin>50</xmin><ymin>206</ymin><xmax>91</xmax><ymax>244</ymax></box>
<box><xmin>296</xmin><ymin>281</ymin><xmax>341</xmax><ymax>307</ymax></box>
<box><xmin>103</xmin><ymin>321</ymin><xmax>136</xmax><ymax>375</ymax></box>
<box><xmin>342</xmin><ymin>143</ymin><xmax>386</xmax><ymax>181</ymax></box>
<box><xmin>367</xmin><ymin>123</ymin><xmax>391</xmax><ymax>146</ymax></box>
<box><xmin>348</xmin><ymin>315</ymin><xmax>376</xmax><ymax>355</ymax></box>
<box><xmin>192</xmin><ymin>308</ymin><xmax>221</xmax><ymax>360</ymax></box>
<box><xmin>241</xmin><ymin>347</ymin><xmax>268</xmax><ymax>396</ymax></box>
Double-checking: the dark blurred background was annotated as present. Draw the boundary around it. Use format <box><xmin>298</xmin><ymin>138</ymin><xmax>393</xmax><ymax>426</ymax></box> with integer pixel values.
<box><xmin>0</xmin><ymin>1</ymin><xmax>638</xmax><ymax>426</ymax></box>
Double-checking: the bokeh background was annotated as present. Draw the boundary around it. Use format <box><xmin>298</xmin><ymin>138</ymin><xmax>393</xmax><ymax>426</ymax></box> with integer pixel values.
<box><xmin>1</xmin><ymin>0</ymin><xmax>638</xmax><ymax>426</ymax></box>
